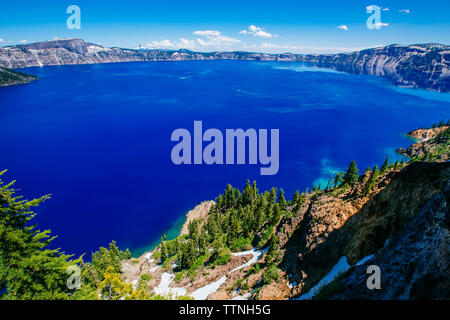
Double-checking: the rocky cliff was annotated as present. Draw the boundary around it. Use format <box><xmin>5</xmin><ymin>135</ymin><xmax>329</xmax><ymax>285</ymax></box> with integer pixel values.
<box><xmin>298</xmin><ymin>44</ymin><xmax>450</xmax><ymax>92</ymax></box>
<box><xmin>1</xmin><ymin>39</ymin><xmax>449</xmax><ymax>92</ymax></box>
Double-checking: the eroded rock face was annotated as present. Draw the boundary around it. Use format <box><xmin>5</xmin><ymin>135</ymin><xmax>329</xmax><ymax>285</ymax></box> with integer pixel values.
<box><xmin>180</xmin><ymin>201</ymin><xmax>215</xmax><ymax>236</ymax></box>
<box><xmin>282</xmin><ymin>161</ymin><xmax>449</xmax><ymax>299</ymax></box>
<box><xmin>298</xmin><ymin>44</ymin><xmax>450</xmax><ymax>92</ymax></box>
<box><xmin>327</xmin><ymin>183</ymin><xmax>450</xmax><ymax>300</ymax></box>
<box><xmin>1</xmin><ymin>39</ymin><xmax>449</xmax><ymax>92</ymax></box>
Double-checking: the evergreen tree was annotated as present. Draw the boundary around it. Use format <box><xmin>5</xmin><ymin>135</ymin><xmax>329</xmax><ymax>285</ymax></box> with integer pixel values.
<box><xmin>333</xmin><ymin>172</ymin><xmax>344</xmax><ymax>188</ymax></box>
<box><xmin>179</xmin><ymin>240</ymin><xmax>196</xmax><ymax>270</ymax></box>
<box><xmin>364</xmin><ymin>165</ymin><xmax>379</xmax><ymax>195</ymax></box>
<box><xmin>0</xmin><ymin>170</ymin><xmax>80</xmax><ymax>300</ymax></box>
<box><xmin>271</xmin><ymin>203</ymin><xmax>281</xmax><ymax>226</ymax></box>
<box><xmin>278</xmin><ymin>189</ymin><xmax>287</xmax><ymax>210</ymax></box>
<box><xmin>198</xmin><ymin>230</ymin><xmax>208</xmax><ymax>255</ymax></box>
<box><xmin>343</xmin><ymin>161</ymin><xmax>359</xmax><ymax>186</ymax></box>
<box><xmin>265</xmin><ymin>234</ymin><xmax>280</xmax><ymax>266</ymax></box>
<box><xmin>380</xmin><ymin>156</ymin><xmax>390</xmax><ymax>174</ymax></box>
<box><xmin>268</xmin><ymin>187</ymin><xmax>277</xmax><ymax>206</ymax></box>
<box><xmin>393</xmin><ymin>160</ymin><xmax>399</xmax><ymax>170</ymax></box>
<box><xmin>160</xmin><ymin>237</ymin><xmax>167</xmax><ymax>263</ymax></box>
<box><xmin>292</xmin><ymin>190</ymin><xmax>300</xmax><ymax>204</ymax></box>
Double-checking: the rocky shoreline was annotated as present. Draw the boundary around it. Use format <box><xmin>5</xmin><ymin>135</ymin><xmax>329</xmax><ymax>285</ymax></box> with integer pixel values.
<box><xmin>396</xmin><ymin>125</ymin><xmax>449</xmax><ymax>161</ymax></box>
<box><xmin>0</xmin><ymin>66</ymin><xmax>37</xmax><ymax>86</ymax></box>
<box><xmin>1</xmin><ymin>39</ymin><xmax>449</xmax><ymax>92</ymax></box>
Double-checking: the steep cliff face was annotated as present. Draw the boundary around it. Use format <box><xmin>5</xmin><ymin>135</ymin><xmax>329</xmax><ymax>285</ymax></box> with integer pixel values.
<box><xmin>0</xmin><ymin>39</ymin><xmax>292</xmax><ymax>69</ymax></box>
<box><xmin>324</xmin><ymin>183</ymin><xmax>449</xmax><ymax>300</ymax></box>
<box><xmin>279</xmin><ymin>126</ymin><xmax>450</xmax><ymax>300</ymax></box>
<box><xmin>282</xmin><ymin>161</ymin><xmax>449</xmax><ymax>300</ymax></box>
<box><xmin>0</xmin><ymin>66</ymin><xmax>37</xmax><ymax>86</ymax></box>
<box><xmin>298</xmin><ymin>44</ymin><xmax>450</xmax><ymax>92</ymax></box>
<box><xmin>1</xmin><ymin>39</ymin><xmax>449</xmax><ymax>92</ymax></box>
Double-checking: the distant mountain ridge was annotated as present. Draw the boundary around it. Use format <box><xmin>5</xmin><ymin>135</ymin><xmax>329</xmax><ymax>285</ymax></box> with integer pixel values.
<box><xmin>0</xmin><ymin>39</ymin><xmax>449</xmax><ymax>92</ymax></box>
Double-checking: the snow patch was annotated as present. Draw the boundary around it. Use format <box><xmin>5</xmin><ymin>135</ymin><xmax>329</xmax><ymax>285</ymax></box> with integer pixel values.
<box><xmin>149</xmin><ymin>265</ymin><xmax>160</xmax><ymax>272</ymax></box>
<box><xmin>153</xmin><ymin>272</ymin><xmax>187</xmax><ymax>298</ymax></box>
<box><xmin>191</xmin><ymin>276</ymin><xmax>227</xmax><ymax>300</ymax></box>
<box><xmin>230</xmin><ymin>293</ymin><xmax>252</xmax><ymax>300</ymax></box>
<box><xmin>355</xmin><ymin>254</ymin><xmax>375</xmax><ymax>266</ymax></box>
<box><xmin>229</xmin><ymin>247</ymin><xmax>268</xmax><ymax>273</ymax></box>
<box><xmin>294</xmin><ymin>256</ymin><xmax>351</xmax><ymax>300</ymax></box>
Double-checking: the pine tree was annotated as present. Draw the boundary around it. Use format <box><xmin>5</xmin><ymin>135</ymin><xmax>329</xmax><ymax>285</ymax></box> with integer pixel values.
<box><xmin>380</xmin><ymin>156</ymin><xmax>390</xmax><ymax>174</ymax></box>
<box><xmin>198</xmin><ymin>230</ymin><xmax>208</xmax><ymax>255</ymax></box>
<box><xmin>265</xmin><ymin>234</ymin><xmax>280</xmax><ymax>266</ymax></box>
<box><xmin>269</xmin><ymin>187</ymin><xmax>277</xmax><ymax>206</ymax></box>
<box><xmin>364</xmin><ymin>165</ymin><xmax>379</xmax><ymax>195</ymax></box>
<box><xmin>0</xmin><ymin>170</ymin><xmax>81</xmax><ymax>300</ymax></box>
<box><xmin>393</xmin><ymin>160</ymin><xmax>399</xmax><ymax>170</ymax></box>
<box><xmin>179</xmin><ymin>240</ymin><xmax>196</xmax><ymax>270</ymax></box>
<box><xmin>271</xmin><ymin>203</ymin><xmax>281</xmax><ymax>226</ymax></box>
<box><xmin>333</xmin><ymin>172</ymin><xmax>344</xmax><ymax>188</ymax></box>
<box><xmin>343</xmin><ymin>161</ymin><xmax>359</xmax><ymax>186</ymax></box>
<box><xmin>278</xmin><ymin>189</ymin><xmax>287</xmax><ymax>210</ymax></box>
<box><xmin>160</xmin><ymin>237</ymin><xmax>167</xmax><ymax>263</ymax></box>
<box><xmin>292</xmin><ymin>190</ymin><xmax>300</xmax><ymax>204</ymax></box>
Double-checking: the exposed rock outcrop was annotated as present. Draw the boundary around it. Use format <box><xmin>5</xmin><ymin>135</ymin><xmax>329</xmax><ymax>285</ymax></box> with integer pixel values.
<box><xmin>397</xmin><ymin>126</ymin><xmax>449</xmax><ymax>161</ymax></box>
<box><xmin>180</xmin><ymin>201</ymin><xmax>215</xmax><ymax>236</ymax></box>
<box><xmin>1</xmin><ymin>39</ymin><xmax>449</xmax><ymax>92</ymax></box>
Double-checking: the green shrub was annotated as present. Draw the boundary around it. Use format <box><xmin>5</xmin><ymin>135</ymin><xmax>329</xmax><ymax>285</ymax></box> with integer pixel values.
<box><xmin>230</xmin><ymin>237</ymin><xmax>253</xmax><ymax>252</ymax></box>
<box><xmin>140</xmin><ymin>273</ymin><xmax>152</xmax><ymax>282</ymax></box>
<box><xmin>215</xmin><ymin>252</ymin><xmax>231</xmax><ymax>265</ymax></box>
<box><xmin>262</xmin><ymin>266</ymin><xmax>279</xmax><ymax>285</ymax></box>
<box><xmin>174</xmin><ymin>271</ymin><xmax>184</xmax><ymax>282</ymax></box>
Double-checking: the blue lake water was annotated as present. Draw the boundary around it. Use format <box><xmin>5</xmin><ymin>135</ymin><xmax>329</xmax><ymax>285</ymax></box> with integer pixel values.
<box><xmin>0</xmin><ymin>60</ymin><xmax>449</xmax><ymax>257</ymax></box>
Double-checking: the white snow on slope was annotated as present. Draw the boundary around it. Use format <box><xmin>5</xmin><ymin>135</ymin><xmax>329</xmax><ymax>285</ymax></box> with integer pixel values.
<box><xmin>153</xmin><ymin>272</ymin><xmax>187</xmax><ymax>297</ymax></box>
<box><xmin>355</xmin><ymin>254</ymin><xmax>375</xmax><ymax>266</ymax></box>
<box><xmin>294</xmin><ymin>256</ymin><xmax>351</xmax><ymax>300</ymax></box>
<box><xmin>230</xmin><ymin>247</ymin><xmax>269</xmax><ymax>273</ymax></box>
<box><xmin>191</xmin><ymin>276</ymin><xmax>227</xmax><ymax>300</ymax></box>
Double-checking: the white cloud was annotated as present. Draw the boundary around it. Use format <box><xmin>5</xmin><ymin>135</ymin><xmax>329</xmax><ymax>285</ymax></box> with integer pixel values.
<box><xmin>144</xmin><ymin>39</ymin><xmax>177</xmax><ymax>49</ymax></box>
<box><xmin>179</xmin><ymin>38</ymin><xmax>196</xmax><ymax>48</ymax></box>
<box><xmin>366</xmin><ymin>5</ymin><xmax>389</xmax><ymax>12</ymax></box>
<box><xmin>337</xmin><ymin>25</ymin><xmax>349</xmax><ymax>31</ymax></box>
<box><xmin>193</xmin><ymin>30</ymin><xmax>221</xmax><ymax>37</ymax></box>
<box><xmin>142</xmin><ymin>30</ymin><xmax>242</xmax><ymax>51</ymax></box>
<box><xmin>0</xmin><ymin>38</ymin><xmax>4</xmax><ymax>43</ymax></box>
<box><xmin>375</xmin><ymin>22</ymin><xmax>389</xmax><ymax>28</ymax></box>
<box><xmin>20</xmin><ymin>40</ymin><xmax>27</xmax><ymax>43</ymax></box>
<box><xmin>193</xmin><ymin>30</ymin><xmax>243</xmax><ymax>47</ymax></box>
<box><xmin>399</xmin><ymin>9</ymin><xmax>410</xmax><ymax>14</ymax></box>
<box><xmin>239</xmin><ymin>25</ymin><xmax>276</xmax><ymax>38</ymax></box>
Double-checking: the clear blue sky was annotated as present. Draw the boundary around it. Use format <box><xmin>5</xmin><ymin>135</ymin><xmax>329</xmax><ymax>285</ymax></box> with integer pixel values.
<box><xmin>1</xmin><ymin>0</ymin><xmax>449</xmax><ymax>53</ymax></box>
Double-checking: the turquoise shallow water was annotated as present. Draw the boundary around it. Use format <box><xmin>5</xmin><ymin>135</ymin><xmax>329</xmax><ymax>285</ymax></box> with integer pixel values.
<box><xmin>0</xmin><ymin>60</ymin><xmax>448</xmax><ymax>257</ymax></box>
